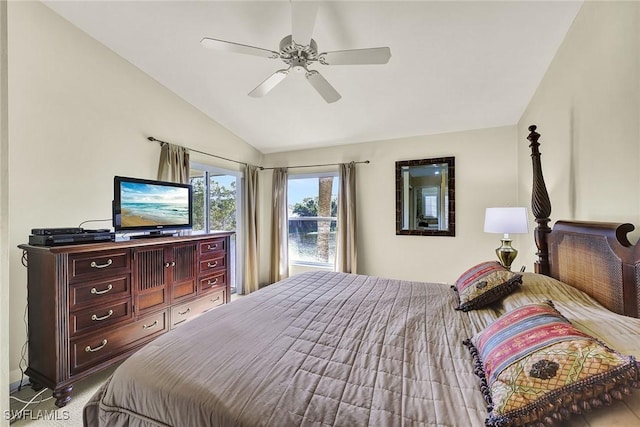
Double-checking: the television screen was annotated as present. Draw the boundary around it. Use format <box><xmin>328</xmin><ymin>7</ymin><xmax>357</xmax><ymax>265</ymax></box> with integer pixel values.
<box><xmin>113</xmin><ymin>176</ymin><xmax>193</xmax><ymax>232</ymax></box>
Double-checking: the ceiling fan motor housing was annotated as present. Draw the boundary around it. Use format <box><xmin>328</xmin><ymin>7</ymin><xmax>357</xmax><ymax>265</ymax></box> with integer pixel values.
<box><xmin>279</xmin><ymin>35</ymin><xmax>319</xmax><ymax>73</ymax></box>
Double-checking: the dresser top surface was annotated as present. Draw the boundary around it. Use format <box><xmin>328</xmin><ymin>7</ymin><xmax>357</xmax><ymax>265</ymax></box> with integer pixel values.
<box><xmin>18</xmin><ymin>231</ymin><xmax>234</xmax><ymax>254</ymax></box>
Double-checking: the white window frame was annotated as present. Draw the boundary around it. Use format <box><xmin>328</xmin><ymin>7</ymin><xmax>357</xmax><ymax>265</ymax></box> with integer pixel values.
<box><xmin>190</xmin><ymin>162</ymin><xmax>244</xmax><ymax>294</ymax></box>
<box><xmin>287</xmin><ymin>172</ymin><xmax>339</xmax><ymax>268</ymax></box>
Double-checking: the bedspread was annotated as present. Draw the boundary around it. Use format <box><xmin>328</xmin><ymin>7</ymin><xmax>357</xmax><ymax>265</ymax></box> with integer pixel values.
<box><xmin>83</xmin><ymin>271</ymin><xmax>492</xmax><ymax>426</ymax></box>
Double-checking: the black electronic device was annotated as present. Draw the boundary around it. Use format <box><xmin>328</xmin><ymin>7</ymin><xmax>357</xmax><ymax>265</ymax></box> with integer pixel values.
<box><xmin>28</xmin><ymin>232</ymin><xmax>115</xmax><ymax>247</ymax></box>
<box><xmin>31</xmin><ymin>227</ymin><xmax>84</xmax><ymax>236</ymax></box>
<box><xmin>112</xmin><ymin>176</ymin><xmax>193</xmax><ymax>234</ymax></box>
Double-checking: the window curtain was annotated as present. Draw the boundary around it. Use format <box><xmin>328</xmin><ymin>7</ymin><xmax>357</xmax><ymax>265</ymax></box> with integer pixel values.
<box><xmin>157</xmin><ymin>143</ymin><xmax>190</xmax><ymax>184</ymax></box>
<box><xmin>243</xmin><ymin>165</ymin><xmax>260</xmax><ymax>294</ymax></box>
<box><xmin>336</xmin><ymin>162</ymin><xmax>357</xmax><ymax>273</ymax></box>
<box><xmin>270</xmin><ymin>168</ymin><xmax>289</xmax><ymax>283</ymax></box>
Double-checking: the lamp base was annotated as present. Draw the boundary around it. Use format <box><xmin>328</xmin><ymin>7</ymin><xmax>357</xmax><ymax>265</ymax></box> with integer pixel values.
<box><xmin>496</xmin><ymin>239</ymin><xmax>518</xmax><ymax>271</ymax></box>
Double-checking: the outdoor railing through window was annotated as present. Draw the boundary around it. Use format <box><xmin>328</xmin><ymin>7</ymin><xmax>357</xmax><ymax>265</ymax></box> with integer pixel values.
<box><xmin>288</xmin><ymin>217</ymin><xmax>337</xmax><ymax>266</ymax></box>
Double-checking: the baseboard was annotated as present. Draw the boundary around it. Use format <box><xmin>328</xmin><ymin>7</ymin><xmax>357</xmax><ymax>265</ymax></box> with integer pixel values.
<box><xmin>8</xmin><ymin>373</ymin><xmax>30</xmax><ymax>394</ymax></box>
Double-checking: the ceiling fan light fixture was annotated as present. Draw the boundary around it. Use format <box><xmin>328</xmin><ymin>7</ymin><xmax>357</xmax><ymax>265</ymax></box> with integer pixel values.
<box><xmin>291</xmin><ymin>58</ymin><xmax>308</xmax><ymax>73</ymax></box>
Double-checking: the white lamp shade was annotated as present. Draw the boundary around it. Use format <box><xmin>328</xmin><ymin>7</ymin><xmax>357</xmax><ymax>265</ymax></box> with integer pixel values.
<box><xmin>484</xmin><ymin>207</ymin><xmax>529</xmax><ymax>234</ymax></box>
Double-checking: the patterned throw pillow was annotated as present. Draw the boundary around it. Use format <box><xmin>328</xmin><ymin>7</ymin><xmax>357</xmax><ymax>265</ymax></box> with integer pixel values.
<box><xmin>464</xmin><ymin>301</ymin><xmax>640</xmax><ymax>427</ymax></box>
<box><xmin>453</xmin><ymin>261</ymin><xmax>522</xmax><ymax>311</ymax></box>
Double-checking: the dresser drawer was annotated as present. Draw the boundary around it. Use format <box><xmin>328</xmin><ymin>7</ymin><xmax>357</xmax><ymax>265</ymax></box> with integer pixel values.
<box><xmin>198</xmin><ymin>270</ymin><xmax>227</xmax><ymax>294</ymax></box>
<box><xmin>70</xmin><ymin>299</ymin><xmax>133</xmax><ymax>337</ymax></box>
<box><xmin>199</xmin><ymin>253</ymin><xmax>226</xmax><ymax>275</ymax></box>
<box><xmin>69</xmin><ymin>249</ymin><xmax>130</xmax><ymax>281</ymax></box>
<box><xmin>171</xmin><ymin>290</ymin><xmax>225</xmax><ymax>329</ymax></box>
<box><xmin>198</xmin><ymin>238</ymin><xmax>226</xmax><ymax>258</ymax></box>
<box><xmin>69</xmin><ymin>275</ymin><xmax>131</xmax><ymax>311</ymax></box>
<box><xmin>70</xmin><ymin>310</ymin><xmax>167</xmax><ymax>374</ymax></box>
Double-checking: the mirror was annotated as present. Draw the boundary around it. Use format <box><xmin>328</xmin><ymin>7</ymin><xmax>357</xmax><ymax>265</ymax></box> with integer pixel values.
<box><xmin>395</xmin><ymin>157</ymin><xmax>455</xmax><ymax>236</ymax></box>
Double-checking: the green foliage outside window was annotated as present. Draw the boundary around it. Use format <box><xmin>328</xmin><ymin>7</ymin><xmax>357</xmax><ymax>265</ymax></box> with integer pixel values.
<box><xmin>191</xmin><ymin>177</ymin><xmax>236</xmax><ymax>232</ymax></box>
<box><xmin>292</xmin><ymin>197</ymin><xmax>337</xmax><ymax>217</ymax></box>
<box><xmin>210</xmin><ymin>180</ymin><xmax>236</xmax><ymax>231</ymax></box>
<box><xmin>192</xmin><ymin>177</ymin><xmax>205</xmax><ymax>230</ymax></box>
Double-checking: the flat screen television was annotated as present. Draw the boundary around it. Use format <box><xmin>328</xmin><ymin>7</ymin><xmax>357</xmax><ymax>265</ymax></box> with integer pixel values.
<box><xmin>113</xmin><ymin>176</ymin><xmax>193</xmax><ymax>234</ymax></box>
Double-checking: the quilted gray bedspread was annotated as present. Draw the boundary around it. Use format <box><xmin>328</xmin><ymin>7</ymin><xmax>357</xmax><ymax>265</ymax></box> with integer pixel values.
<box><xmin>83</xmin><ymin>271</ymin><xmax>490</xmax><ymax>426</ymax></box>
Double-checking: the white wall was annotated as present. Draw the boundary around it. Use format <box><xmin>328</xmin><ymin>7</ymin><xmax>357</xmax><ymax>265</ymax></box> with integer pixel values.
<box><xmin>517</xmin><ymin>1</ymin><xmax>640</xmax><ymax>269</ymax></box>
<box><xmin>6</xmin><ymin>1</ymin><xmax>262</xmax><ymax>384</ymax></box>
<box><xmin>1</xmin><ymin>0</ymin><xmax>9</xmax><ymax>423</ymax></box>
<box><xmin>261</xmin><ymin>125</ymin><xmax>519</xmax><ymax>286</ymax></box>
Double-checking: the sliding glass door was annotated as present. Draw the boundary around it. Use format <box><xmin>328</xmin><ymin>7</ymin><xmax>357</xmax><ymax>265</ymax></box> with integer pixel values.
<box><xmin>190</xmin><ymin>164</ymin><xmax>243</xmax><ymax>294</ymax></box>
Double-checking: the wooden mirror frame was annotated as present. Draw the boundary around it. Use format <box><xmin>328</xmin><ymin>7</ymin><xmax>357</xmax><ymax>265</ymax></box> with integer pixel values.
<box><xmin>395</xmin><ymin>157</ymin><xmax>455</xmax><ymax>236</ymax></box>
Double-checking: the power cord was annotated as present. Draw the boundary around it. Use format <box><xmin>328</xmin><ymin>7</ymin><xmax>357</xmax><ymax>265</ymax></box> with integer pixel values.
<box><xmin>11</xmin><ymin>235</ymin><xmax>53</xmax><ymax>423</ymax></box>
<box><xmin>9</xmin><ymin>392</ymin><xmax>51</xmax><ymax>405</ymax></box>
<box><xmin>8</xmin><ymin>387</ymin><xmax>50</xmax><ymax>423</ymax></box>
<box><xmin>77</xmin><ymin>218</ymin><xmax>111</xmax><ymax>228</ymax></box>
<box><xmin>17</xmin><ymin>304</ymin><xmax>28</xmax><ymax>392</ymax></box>
<box><xmin>9</xmin><ymin>303</ymin><xmax>53</xmax><ymax>423</ymax></box>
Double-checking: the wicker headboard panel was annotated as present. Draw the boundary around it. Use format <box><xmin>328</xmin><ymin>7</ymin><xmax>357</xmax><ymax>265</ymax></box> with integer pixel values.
<box><xmin>547</xmin><ymin>221</ymin><xmax>637</xmax><ymax>316</ymax></box>
<box><xmin>527</xmin><ymin>126</ymin><xmax>640</xmax><ymax>318</ymax></box>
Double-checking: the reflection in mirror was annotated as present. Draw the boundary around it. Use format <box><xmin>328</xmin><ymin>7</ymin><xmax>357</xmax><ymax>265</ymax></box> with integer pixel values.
<box><xmin>395</xmin><ymin>157</ymin><xmax>455</xmax><ymax>236</ymax></box>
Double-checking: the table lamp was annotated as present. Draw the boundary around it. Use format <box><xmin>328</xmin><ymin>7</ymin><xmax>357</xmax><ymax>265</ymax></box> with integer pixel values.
<box><xmin>484</xmin><ymin>207</ymin><xmax>529</xmax><ymax>270</ymax></box>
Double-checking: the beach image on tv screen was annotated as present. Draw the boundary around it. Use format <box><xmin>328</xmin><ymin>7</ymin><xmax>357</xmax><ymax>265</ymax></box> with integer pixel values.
<box><xmin>120</xmin><ymin>182</ymin><xmax>189</xmax><ymax>228</ymax></box>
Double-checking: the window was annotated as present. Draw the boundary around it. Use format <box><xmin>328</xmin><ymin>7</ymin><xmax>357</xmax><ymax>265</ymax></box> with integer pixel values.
<box><xmin>287</xmin><ymin>173</ymin><xmax>339</xmax><ymax>267</ymax></box>
<box><xmin>420</xmin><ymin>187</ymin><xmax>439</xmax><ymax>218</ymax></box>
<box><xmin>190</xmin><ymin>164</ymin><xmax>242</xmax><ymax>294</ymax></box>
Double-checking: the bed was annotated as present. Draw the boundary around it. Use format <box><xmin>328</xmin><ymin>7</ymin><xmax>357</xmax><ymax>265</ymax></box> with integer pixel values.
<box><xmin>83</xmin><ymin>126</ymin><xmax>640</xmax><ymax>426</ymax></box>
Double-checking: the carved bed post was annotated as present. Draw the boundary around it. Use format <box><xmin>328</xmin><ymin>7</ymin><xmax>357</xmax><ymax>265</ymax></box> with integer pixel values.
<box><xmin>527</xmin><ymin>125</ymin><xmax>552</xmax><ymax>275</ymax></box>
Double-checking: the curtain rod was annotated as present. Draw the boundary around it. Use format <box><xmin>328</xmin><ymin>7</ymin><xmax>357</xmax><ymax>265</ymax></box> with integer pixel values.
<box><xmin>148</xmin><ymin>136</ymin><xmax>250</xmax><ymax>168</ymax></box>
<box><xmin>261</xmin><ymin>160</ymin><xmax>370</xmax><ymax>170</ymax></box>
<box><xmin>148</xmin><ymin>136</ymin><xmax>370</xmax><ymax>171</ymax></box>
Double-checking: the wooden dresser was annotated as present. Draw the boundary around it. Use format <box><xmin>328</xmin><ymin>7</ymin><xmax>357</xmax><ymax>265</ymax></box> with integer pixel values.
<box><xmin>18</xmin><ymin>232</ymin><xmax>234</xmax><ymax>407</ymax></box>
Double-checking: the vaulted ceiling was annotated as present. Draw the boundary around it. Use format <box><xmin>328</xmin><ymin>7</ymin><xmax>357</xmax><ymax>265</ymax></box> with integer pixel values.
<box><xmin>43</xmin><ymin>1</ymin><xmax>582</xmax><ymax>153</ymax></box>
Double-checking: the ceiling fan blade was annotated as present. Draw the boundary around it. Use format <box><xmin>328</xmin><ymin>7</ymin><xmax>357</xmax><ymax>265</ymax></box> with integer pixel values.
<box><xmin>200</xmin><ymin>37</ymin><xmax>280</xmax><ymax>59</ymax></box>
<box><xmin>320</xmin><ymin>47</ymin><xmax>391</xmax><ymax>65</ymax></box>
<box><xmin>291</xmin><ymin>1</ymin><xmax>318</xmax><ymax>46</ymax></box>
<box><xmin>248</xmin><ymin>69</ymin><xmax>290</xmax><ymax>98</ymax></box>
<box><xmin>305</xmin><ymin>70</ymin><xmax>341</xmax><ymax>103</ymax></box>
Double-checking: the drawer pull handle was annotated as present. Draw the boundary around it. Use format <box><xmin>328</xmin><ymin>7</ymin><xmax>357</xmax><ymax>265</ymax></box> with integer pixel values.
<box><xmin>207</xmin><ymin>261</ymin><xmax>218</xmax><ymax>268</ymax></box>
<box><xmin>164</xmin><ymin>261</ymin><xmax>176</xmax><ymax>268</ymax></box>
<box><xmin>206</xmin><ymin>244</ymin><xmax>218</xmax><ymax>250</ymax></box>
<box><xmin>178</xmin><ymin>308</ymin><xmax>191</xmax><ymax>316</ymax></box>
<box><xmin>85</xmin><ymin>339</ymin><xmax>108</xmax><ymax>353</ymax></box>
<box><xmin>207</xmin><ymin>278</ymin><xmax>218</xmax><ymax>286</ymax></box>
<box><xmin>143</xmin><ymin>320</ymin><xmax>159</xmax><ymax>330</ymax></box>
<box><xmin>91</xmin><ymin>310</ymin><xmax>114</xmax><ymax>321</ymax></box>
<box><xmin>90</xmin><ymin>284</ymin><xmax>113</xmax><ymax>295</ymax></box>
<box><xmin>90</xmin><ymin>259</ymin><xmax>113</xmax><ymax>269</ymax></box>
<box><xmin>211</xmin><ymin>296</ymin><xmax>220</xmax><ymax>303</ymax></box>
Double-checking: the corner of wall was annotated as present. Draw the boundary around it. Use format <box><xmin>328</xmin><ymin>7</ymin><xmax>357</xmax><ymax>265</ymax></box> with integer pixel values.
<box><xmin>1</xmin><ymin>0</ymin><xmax>9</xmax><ymax>424</ymax></box>
<box><xmin>516</xmin><ymin>1</ymin><xmax>640</xmax><ymax>265</ymax></box>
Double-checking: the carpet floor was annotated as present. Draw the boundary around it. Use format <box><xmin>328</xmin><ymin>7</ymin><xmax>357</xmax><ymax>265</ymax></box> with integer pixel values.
<box><xmin>8</xmin><ymin>364</ymin><xmax>118</xmax><ymax>426</ymax></box>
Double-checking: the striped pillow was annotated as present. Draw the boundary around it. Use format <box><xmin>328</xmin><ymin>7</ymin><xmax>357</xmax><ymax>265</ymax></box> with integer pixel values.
<box><xmin>464</xmin><ymin>301</ymin><xmax>640</xmax><ymax>427</ymax></box>
<box><xmin>453</xmin><ymin>261</ymin><xmax>522</xmax><ymax>311</ymax></box>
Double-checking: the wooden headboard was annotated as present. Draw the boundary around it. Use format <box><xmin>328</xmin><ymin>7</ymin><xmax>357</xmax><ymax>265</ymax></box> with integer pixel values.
<box><xmin>527</xmin><ymin>125</ymin><xmax>640</xmax><ymax>318</ymax></box>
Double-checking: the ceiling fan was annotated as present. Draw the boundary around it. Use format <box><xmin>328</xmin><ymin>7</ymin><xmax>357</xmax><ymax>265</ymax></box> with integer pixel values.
<box><xmin>200</xmin><ymin>2</ymin><xmax>391</xmax><ymax>103</ymax></box>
